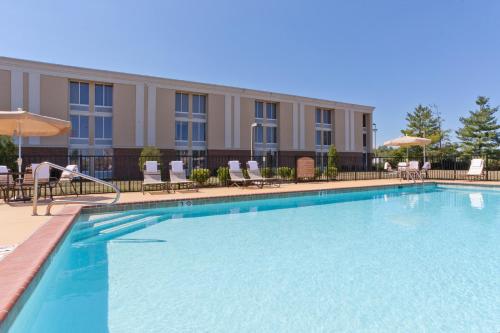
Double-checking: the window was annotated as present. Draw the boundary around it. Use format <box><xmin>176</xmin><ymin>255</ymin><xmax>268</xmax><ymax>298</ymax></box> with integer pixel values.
<box><xmin>255</xmin><ymin>101</ymin><xmax>264</xmax><ymax>119</ymax></box>
<box><xmin>323</xmin><ymin>131</ymin><xmax>332</xmax><ymax>146</ymax></box>
<box><xmin>323</xmin><ymin>110</ymin><xmax>332</xmax><ymax>124</ymax></box>
<box><xmin>192</xmin><ymin>95</ymin><xmax>206</xmax><ymax>114</ymax></box>
<box><xmin>70</xmin><ymin>115</ymin><xmax>89</xmax><ymax>138</ymax></box>
<box><xmin>363</xmin><ymin>133</ymin><xmax>367</xmax><ymax>147</ymax></box>
<box><xmin>266</xmin><ymin>103</ymin><xmax>277</xmax><ymax>119</ymax></box>
<box><xmin>254</xmin><ymin>126</ymin><xmax>263</xmax><ymax>143</ymax></box>
<box><xmin>192</xmin><ymin>122</ymin><xmax>206</xmax><ymax>142</ymax></box>
<box><xmin>95</xmin><ymin>84</ymin><xmax>113</xmax><ymax>107</ymax></box>
<box><xmin>363</xmin><ymin>114</ymin><xmax>367</xmax><ymax>127</ymax></box>
<box><xmin>95</xmin><ymin>117</ymin><xmax>112</xmax><ymax>139</ymax></box>
<box><xmin>266</xmin><ymin>126</ymin><xmax>277</xmax><ymax>143</ymax></box>
<box><xmin>175</xmin><ymin>93</ymin><xmax>189</xmax><ymax>113</ymax></box>
<box><xmin>316</xmin><ymin>109</ymin><xmax>322</xmax><ymax>124</ymax></box>
<box><xmin>70</xmin><ymin>82</ymin><xmax>89</xmax><ymax>105</ymax></box>
<box><xmin>175</xmin><ymin>121</ymin><xmax>188</xmax><ymax>141</ymax></box>
<box><xmin>316</xmin><ymin>130</ymin><xmax>322</xmax><ymax>145</ymax></box>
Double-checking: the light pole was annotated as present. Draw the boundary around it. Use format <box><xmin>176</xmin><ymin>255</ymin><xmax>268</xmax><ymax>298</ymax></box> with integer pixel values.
<box><xmin>372</xmin><ymin>123</ymin><xmax>378</xmax><ymax>152</ymax></box>
<box><xmin>250</xmin><ymin>123</ymin><xmax>262</xmax><ymax>160</ymax></box>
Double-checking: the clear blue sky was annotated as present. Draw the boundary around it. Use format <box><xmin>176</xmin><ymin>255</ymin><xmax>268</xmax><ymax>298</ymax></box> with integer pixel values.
<box><xmin>1</xmin><ymin>0</ymin><xmax>499</xmax><ymax>145</ymax></box>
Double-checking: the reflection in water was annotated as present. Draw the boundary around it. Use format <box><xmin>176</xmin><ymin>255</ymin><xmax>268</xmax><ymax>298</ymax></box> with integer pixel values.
<box><xmin>469</xmin><ymin>192</ymin><xmax>484</xmax><ymax>210</ymax></box>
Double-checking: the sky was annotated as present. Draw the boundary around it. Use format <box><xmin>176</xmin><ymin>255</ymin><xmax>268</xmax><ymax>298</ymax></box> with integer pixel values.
<box><xmin>1</xmin><ymin>0</ymin><xmax>499</xmax><ymax>145</ymax></box>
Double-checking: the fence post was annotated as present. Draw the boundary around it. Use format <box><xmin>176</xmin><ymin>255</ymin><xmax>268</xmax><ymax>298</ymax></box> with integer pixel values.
<box><xmin>453</xmin><ymin>157</ymin><xmax>457</xmax><ymax>180</ymax></box>
<box><xmin>79</xmin><ymin>154</ymin><xmax>83</xmax><ymax>194</ymax></box>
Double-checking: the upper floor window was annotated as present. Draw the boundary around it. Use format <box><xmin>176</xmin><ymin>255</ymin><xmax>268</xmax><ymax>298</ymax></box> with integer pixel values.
<box><xmin>266</xmin><ymin>126</ymin><xmax>277</xmax><ymax>144</ymax></box>
<box><xmin>192</xmin><ymin>95</ymin><xmax>206</xmax><ymax>114</ymax></box>
<box><xmin>315</xmin><ymin>109</ymin><xmax>322</xmax><ymax>124</ymax></box>
<box><xmin>175</xmin><ymin>121</ymin><xmax>188</xmax><ymax>141</ymax></box>
<box><xmin>266</xmin><ymin>103</ymin><xmax>277</xmax><ymax>120</ymax></box>
<box><xmin>70</xmin><ymin>115</ymin><xmax>89</xmax><ymax>139</ymax></box>
<box><xmin>70</xmin><ymin>82</ymin><xmax>89</xmax><ymax>105</ymax></box>
<box><xmin>255</xmin><ymin>101</ymin><xmax>264</xmax><ymax>119</ymax></box>
<box><xmin>192</xmin><ymin>122</ymin><xmax>206</xmax><ymax>142</ymax></box>
<box><xmin>323</xmin><ymin>110</ymin><xmax>332</xmax><ymax>124</ymax></box>
<box><xmin>363</xmin><ymin>133</ymin><xmax>367</xmax><ymax>147</ymax></box>
<box><xmin>95</xmin><ymin>84</ymin><xmax>113</xmax><ymax>107</ymax></box>
<box><xmin>316</xmin><ymin>130</ymin><xmax>322</xmax><ymax>145</ymax></box>
<box><xmin>323</xmin><ymin>131</ymin><xmax>332</xmax><ymax>146</ymax></box>
<box><xmin>254</xmin><ymin>126</ymin><xmax>264</xmax><ymax>143</ymax></box>
<box><xmin>95</xmin><ymin>116</ymin><xmax>113</xmax><ymax>140</ymax></box>
<box><xmin>175</xmin><ymin>93</ymin><xmax>189</xmax><ymax>113</ymax></box>
<box><xmin>363</xmin><ymin>114</ymin><xmax>368</xmax><ymax>127</ymax></box>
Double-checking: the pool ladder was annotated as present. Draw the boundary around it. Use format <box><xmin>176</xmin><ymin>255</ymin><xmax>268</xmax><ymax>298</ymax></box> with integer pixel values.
<box><xmin>32</xmin><ymin>161</ymin><xmax>120</xmax><ymax>216</ymax></box>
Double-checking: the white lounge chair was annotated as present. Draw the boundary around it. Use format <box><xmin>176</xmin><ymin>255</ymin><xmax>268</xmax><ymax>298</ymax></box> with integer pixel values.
<box><xmin>57</xmin><ymin>165</ymin><xmax>79</xmax><ymax>196</ymax></box>
<box><xmin>169</xmin><ymin>161</ymin><xmax>198</xmax><ymax>192</ymax></box>
<box><xmin>23</xmin><ymin>163</ymin><xmax>56</xmax><ymax>199</ymax></box>
<box><xmin>0</xmin><ymin>165</ymin><xmax>15</xmax><ymax>202</ymax></box>
<box><xmin>467</xmin><ymin>159</ymin><xmax>485</xmax><ymax>180</ymax></box>
<box><xmin>397</xmin><ymin>162</ymin><xmax>408</xmax><ymax>180</ymax></box>
<box><xmin>142</xmin><ymin>161</ymin><xmax>167</xmax><ymax>194</ymax></box>
<box><xmin>421</xmin><ymin>162</ymin><xmax>431</xmax><ymax>178</ymax></box>
<box><xmin>228</xmin><ymin>160</ymin><xmax>257</xmax><ymax>188</ymax></box>
<box><xmin>246</xmin><ymin>161</ymin><xmax>280</xmax><ymax>187</ymax></box>
<box><xmin>407</xmin><ymin>160</ymin><xmax>423</xmax><ymax>182</ymax></box>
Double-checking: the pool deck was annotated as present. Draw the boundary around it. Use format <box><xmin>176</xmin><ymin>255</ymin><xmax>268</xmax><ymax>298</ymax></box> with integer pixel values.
<box><xmin>0</xmin><ymin>178</ymin><xmax>499</xmax><ymax>327</ymax></box>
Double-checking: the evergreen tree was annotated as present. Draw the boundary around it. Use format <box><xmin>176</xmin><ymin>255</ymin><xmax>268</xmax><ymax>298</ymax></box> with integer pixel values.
<box><xmin>401</xmin><ymin>104</ymin><xmax>447</xmax><ymax>155</ymax></box>
<box><xmin>456</xmin><ymin>96</ymin><xmax>500</xmax><ymax>156</ymax></box>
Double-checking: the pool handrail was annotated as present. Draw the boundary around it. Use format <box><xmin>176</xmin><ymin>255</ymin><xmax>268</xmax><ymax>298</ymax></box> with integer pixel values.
<box><xmin>32</xmin><ymin>161</ymin><xmax>120</xmax><ymax>216</ymax></box>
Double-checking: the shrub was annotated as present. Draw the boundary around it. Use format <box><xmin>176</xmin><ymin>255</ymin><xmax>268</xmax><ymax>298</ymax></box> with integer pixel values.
<box><xmin>315</xmin><ymin>167</ymin><xmax>322</xmax><ymax>178</ymax></box>
<box><xmin>190</xmin><ymin>168</ymin><xmax>210</xmax><ymax>184</ymax></box>
<box><xmin>260</xmin><ymin>167</ymin><xmax>273</xmax><ymax>178</ymax></box>
<box><xmin>0</xmin><ymin>136</ymin><xmax>17</xmax><ymax>171</ymax></box>
<box><xmin>138</xmin><ymin>146</ymin><xmax>162</xmax><ymax>171</ymax></box>
<box><xmin>242</xmin><ymin>168</ymin><xmax>249</xmax><ymax>179</ymax></box>
<box><xmin>324</xmin><ymin>166</ymin><xmax>338</xmax><ymax>179</ymax></box>
<box><xmin>217</xmin><ymin>166</ymin><xmax>229</xmax><ymax>185</ymax></box>
<box><xmin>276</xmin><ymin>166</ymin><xmax>292</xmax><ymax>179</ymax></box>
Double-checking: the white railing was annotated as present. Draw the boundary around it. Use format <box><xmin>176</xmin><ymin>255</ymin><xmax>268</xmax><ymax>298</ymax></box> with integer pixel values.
<box><xmin>32</xmin><ymin>162</ymin><xmax>120</xmax><ymax>216</ymax></box>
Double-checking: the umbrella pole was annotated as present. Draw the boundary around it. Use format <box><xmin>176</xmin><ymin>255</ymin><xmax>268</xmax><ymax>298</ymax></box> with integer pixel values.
<box><xmin>17</xmin><ymin>127</ymin><xmax>22</xmax><ymax>173</ymax></box>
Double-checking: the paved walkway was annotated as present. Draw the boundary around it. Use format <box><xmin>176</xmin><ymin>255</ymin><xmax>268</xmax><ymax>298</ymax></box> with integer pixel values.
<box><xmin>1</xmin><ymin>178</ymin><xmax>498</xmax><ymax>250</ymax></box>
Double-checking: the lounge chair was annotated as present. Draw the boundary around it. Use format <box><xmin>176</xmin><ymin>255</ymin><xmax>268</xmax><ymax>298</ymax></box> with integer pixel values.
<box><xmin>407</xmin><ymin>160</ymin><xmax>423</xmax><ymax>182</ymax></box>
<box><xmin>57</xmin><ymin>165</ymin><xmax>80</xmax><ymax>196</ymax></box>
<box><xmin>228</xmin><ymin>160</ymin><xmax>261</xmax><ymax>188</ymax></box>
<box><xmin>169</xmin><ymin>161</ymin><xmax>198</xmax><ymax>192</ymax></box>
<box><xmin>142</xmin><ymin>161</ymin><xmax>167</xmax><ymax>194</ymax></box>
<box><xmin>397</xmin><ymin>162</ymin><xmax>408</xmax><ymax>180</ymax></box>
<box><xmin>23</xmin><ymin>163</ymin><xmax>56</xmax><ymax>199</ymax></box>
<box><xmin>421</xmin><ymin>162</ymin><xmax>431</xmax><ymax>178</ymax></box>
<box><xmin>0</xmin><ymin>165</ymin><xmax>15</xmax><ymax>202</ymax></box>
<box><xmin>383</xmin><ymin>162</ymin><xmax>398</xmax><ymax>177</ymax></box>
<box><xmin>246</xmin><ymin>160</ymin><xmax>280</xmax><ymax>187</ymax></box>
<box><xmin>467</xmin><ymin>158</ymin><xmax>485</xmax><ymax>180</ymax></box>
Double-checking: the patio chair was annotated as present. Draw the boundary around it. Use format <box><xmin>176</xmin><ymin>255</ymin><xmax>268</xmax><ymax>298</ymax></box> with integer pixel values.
<box><xmin>141</xmin><ymin>161</ymin><xmax>167</xmax><ymax>194</ymax></box>
<box><xmin>397</xmin><ymin>162</ymin><xmax>408</xmax><ymax>180</ymax></box>
<box><xmin>407</xmin><ymin>161</ymin><xmax>423</xmax><ymax>182</ymax></box>
<box><xmin>169</xmin><ymin>161</ymin><xmax>198</xmax><ymax>192</ymax></box>
<box><xmin>0</xmin><ymin>165</ymin><xmax>15</xmax><ymax>202</ymax></box>
<box><xmin>246</xmin><ymin>160</ymin><xmax>280</xmax><ymax>187</ymax></box>
<box><xmin>57</xmin><ymin>165</ymin><xmax>80</xmax><ymax>196</ymax></box>
<box><xmin>228</xmin><ymin>160</ymin><xmax>260</xmax><ymax>188</ymax></box>
<box><xmin>466</xmin><ymin>159</ymin><xmax>485</xmax><ymax>180</ymax></box>
<box><xmin>22</xmin><ymin>163</ymin><xmax>57</xmax><ymax>199</ymax></box>
<box><xmin>421</xmin><ymin>162</ymin><xmax>431</xmax><ymax>178</ymax></box>
<box><xmin>383</xmin><ymin>162</ymin><xmax>398</xmax><ymax>177</ymax></box>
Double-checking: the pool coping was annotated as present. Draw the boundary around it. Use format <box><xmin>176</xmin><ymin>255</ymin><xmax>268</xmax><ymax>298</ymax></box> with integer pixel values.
<box><xmin>0</xmin><ymin>180</ymin><xmax>497</xmax><ymax>330</ymax></box>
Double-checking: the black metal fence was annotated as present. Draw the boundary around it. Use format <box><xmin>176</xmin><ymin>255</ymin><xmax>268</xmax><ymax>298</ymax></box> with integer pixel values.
<box><xmin>3</xmin><ymin>153</ymin><xmax>499</xmax><ymax>197</ymax></box>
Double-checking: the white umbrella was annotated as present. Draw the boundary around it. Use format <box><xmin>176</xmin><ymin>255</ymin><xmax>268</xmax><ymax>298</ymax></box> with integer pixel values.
<box><xmin>383</xmin><ymin>135</ymin><xmax>431</xmax><ymax>161</ymax></box>
<box><xmin>0</xmin><ymin>109</ymin><xmax>71</xmax><ymax>172</ymax></box>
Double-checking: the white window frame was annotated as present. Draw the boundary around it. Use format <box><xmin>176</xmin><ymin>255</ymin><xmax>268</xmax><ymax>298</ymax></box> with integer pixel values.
<box><xmin>69</xmin><ymin>81</ymin><xmax>90</xmax><ymax>106</ymax></box>
<box><xmin>175</xmin><ymin>92</ymin><xmax>189</xmax><ymax>114</ymax></box>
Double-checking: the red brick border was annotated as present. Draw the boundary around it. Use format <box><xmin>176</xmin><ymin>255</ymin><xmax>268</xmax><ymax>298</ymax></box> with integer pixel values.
<box><xmin>0</xmin><ymin>206</ymin><xmax>81</xmax><ymax>326</ymax></box>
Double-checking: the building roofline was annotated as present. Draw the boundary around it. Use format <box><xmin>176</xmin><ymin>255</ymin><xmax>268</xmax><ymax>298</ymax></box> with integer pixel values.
<box><xmin>0</xmin><ymin>56</ymin><xmax>375</xmax><ymax>112</ymax></box>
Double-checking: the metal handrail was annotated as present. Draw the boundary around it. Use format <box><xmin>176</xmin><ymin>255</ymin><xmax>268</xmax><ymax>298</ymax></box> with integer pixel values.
<box><xmin>32</xmin><ymin>161</ymin><xmax>121</xmax><ymax>216</ymax></box>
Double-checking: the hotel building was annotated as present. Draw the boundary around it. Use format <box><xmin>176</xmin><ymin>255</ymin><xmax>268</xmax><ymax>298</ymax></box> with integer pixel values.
<box><xmin>0</xmin><ymin>57</ymin><xmax>374</xmax><ymax>170</ymax></box>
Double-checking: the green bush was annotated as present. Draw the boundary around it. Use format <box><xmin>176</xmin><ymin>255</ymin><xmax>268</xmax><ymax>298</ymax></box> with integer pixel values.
<box><xmin>242</xmin><ymin>168</ymin><xmax>249</xmax><ymax>179</ymax></box>
<box><xmin>260</xmin><ymin>167</ymin><xmax>273</xmax><ymax>178</ymax></box>
<box><xmin>324</xmin><ymin>166</ymin><xmax>338</xmax><ymax>179</ymax></box>
<box><xmin>138</xmin><ymin>146</ymin><xmax>162</xmax><ymax>171</ymax></box>
<box><xmin>190</xmin><ymin>168</ymin><xmax>210</xmax><ymax>184</ymax></box>
<box><xmin>217</xmin><ymin>166</ymin><xmax>229</xmax><ymax>185</ymax></box>
<box><xmin>290</xmin><ymin>168</ymin><xmax>296</xmax><ymax>180</ymax></box>
<box><xmin>315</xmin><ymin>167</ymin><xmax>322</xmax><ymax>178</ymax></box>
<box><xmin>0</xmin><ymin>136</ymin><xmax>17</xmax><ymax>171</ymax></box>
<box><xmin>276</xmin><ymin>166</ymin><xmax>292</xmax><ymax>179</ymax></box>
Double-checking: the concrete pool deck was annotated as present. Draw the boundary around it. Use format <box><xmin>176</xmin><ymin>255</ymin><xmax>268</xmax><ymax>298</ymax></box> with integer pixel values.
<box><xmin>0</xmin><ymin>178</ymin><xmax>499</xmax><ymax>327</ymax></box>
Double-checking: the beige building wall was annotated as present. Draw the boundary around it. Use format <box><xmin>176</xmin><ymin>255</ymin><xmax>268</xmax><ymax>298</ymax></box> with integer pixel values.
<box><xmin>0</xmin><ymin>70</ymin><xmax>11</xmax><ymax>110</ymax></box>
<box><xmin>304</xmin><ymin>105</ymin><xmax>316</xmax><ymax>151</ymax></box>
<box><xmin>113</xmin><ymin>83</ymin><xmax>136</xmax><ymax>148</ymax></box>
<box><xmin>334</xmin><ymin>110</ymin><xmax>346</xmax><ymax>151</ymax></box>
<box><xmin>22</xmin><ymin>72</ymin><xmax>29</xmax><ymax>112</ymax></box>
<box><xmin>156</xmin><ymin>88</ymin><xmax>175</xmax><ymax>149</ymax></box>
<box><xmin>354</xmin><ymin>112</ymin><xmax>364</xmax><ymax>152</ymax></box>
<box><xmin>279</xmin><ymin>102</ymin><xmax>293</xmax><ymax>151</ymax></box>
<box><xmin>239</xmin><ymin>97</ymin><xmax>253</xmax><ymax>150</ymax></box>
<box><xmin>207</xmin><ymin>93</ymin><xmax>225</xmax><ymax>150</ymax></box>
<box><xmin>40</xmin><ymin>75</ymin><xmax>68</xmax><ymax>146</ymax></box>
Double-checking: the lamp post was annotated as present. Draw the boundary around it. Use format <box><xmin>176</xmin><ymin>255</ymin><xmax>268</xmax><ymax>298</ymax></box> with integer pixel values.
<box><xmin>250</xmin><ymin>123</ymin><xmax>262</xmax><ymax>160</ymax></box>
<box><xmin>372</xmin><ymin>123</ymin><xmax>378</xmax><ymax>152</ymax></box>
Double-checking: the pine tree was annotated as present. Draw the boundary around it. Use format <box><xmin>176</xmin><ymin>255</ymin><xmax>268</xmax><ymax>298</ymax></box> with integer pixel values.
<box><xmin>456</xmin><ymin>96</ymin><xmax>500</xmax><ymax>156</ymax></box>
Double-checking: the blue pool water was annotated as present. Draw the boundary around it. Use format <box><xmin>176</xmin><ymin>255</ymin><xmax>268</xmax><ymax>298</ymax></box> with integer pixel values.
<box><xmin>7</xmin><ymin>185</ymin><xmax>500</xmax><ymax>332</ymax></box>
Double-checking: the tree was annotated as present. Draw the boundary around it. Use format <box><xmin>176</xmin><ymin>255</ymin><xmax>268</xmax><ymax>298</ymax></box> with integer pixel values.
<box><xmin>0</xmin><ymin>136</ymin><xmax>17</xmax><ymax>171</ymax></box>
<box><xmin>456</xmin><ymin>96</ymin><xmax>500</xmax><ymax>156</ymax></box>
<box><xmin>326</xmin><ymin>145</ymin><xmax>338</xmax><ymax>179</ymax></box>
<box><xmin>401</xmin><ymin>104</ymin><xmax>449</xmax><ymax>155</ymax></box>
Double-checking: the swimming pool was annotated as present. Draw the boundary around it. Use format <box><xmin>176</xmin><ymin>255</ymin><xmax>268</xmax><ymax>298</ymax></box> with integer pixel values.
<box><xmin>6</xmin><ymin>184</ymin><xmax>500</xmax><ymax>332</ymax></box>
